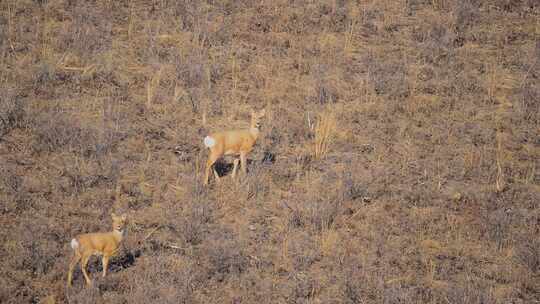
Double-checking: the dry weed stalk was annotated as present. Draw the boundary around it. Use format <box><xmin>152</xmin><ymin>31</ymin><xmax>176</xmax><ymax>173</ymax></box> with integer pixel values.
<box><xmin>146</xmin><ymin>67</ymin><xmax>163</xmax><ymax>107</ymax></box>
<box><xmin>495</xmin><ymin>133</ymin><xmax>505</xmax><ymax>192</ymax></box>
<box><xmin>313</xmin><ymin>111</ymin><xmax>336</xmax><ymax>159</ymax></box>
<box><xmin>127</xmin><ymin>0</ymin><xmax>136</xmax><ymax>40</ymax></box>
<box><xmin>344</xmin><ymin>19</ymin><xmax>357</xmax><ymax>54</ymax></box>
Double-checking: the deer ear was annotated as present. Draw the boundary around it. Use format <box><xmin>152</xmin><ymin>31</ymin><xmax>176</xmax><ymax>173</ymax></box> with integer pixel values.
<box><xmin>259</xmin><ymin>109</ymin><xmax>266</xmax><ymax>116</ymax></box>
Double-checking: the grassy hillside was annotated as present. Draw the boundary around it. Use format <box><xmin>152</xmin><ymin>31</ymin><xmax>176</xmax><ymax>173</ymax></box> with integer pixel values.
<box><xmin>1</xmin><ymin>0</ymin><xmax>539</xmax><ymax>303</ymax></box>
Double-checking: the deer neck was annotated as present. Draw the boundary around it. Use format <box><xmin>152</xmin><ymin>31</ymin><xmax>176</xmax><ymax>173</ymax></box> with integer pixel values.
<box><xmin>112</xmin><ymin>228</ymin><xmax>124</xmax><ymax>242</ymax></box>
<box><xmin>249</xmin><ymin>126</ymin><xmax>260</xmax><ymax>140</ymax></box>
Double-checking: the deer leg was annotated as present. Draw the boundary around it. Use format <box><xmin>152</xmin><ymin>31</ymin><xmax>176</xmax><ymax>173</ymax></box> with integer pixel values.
<box><xmin>67</xmin><ymin>253</ymin><xmax>81</xmax><ymax>287</ymax></box>
<box><xmin>213</xmin><ymin>166</ymin><xmax>221</xmax><ymax>182</ymax></box>
<box><xmin>240</xmin><ymin>152</ymin><xmax>248</xmax><ymax>176</ymax></box>
<box><xmin>205</xmin><ymin>154</ymin><xmax>219</xmax><ymax>185</ymax></box>
<box><xmin>81</xmin><ymin>254</ymin><xmax>92</xmax><ymax>286</ymax></box>
<box><xmin>231</xmin><ymin>159</ymin><xmax>240</xmax><ymax>179</ymax></box>
<box><xmin>102</xmin><ymin>255</ymin><xmax>110</xmax><ymax>277</ymax></box>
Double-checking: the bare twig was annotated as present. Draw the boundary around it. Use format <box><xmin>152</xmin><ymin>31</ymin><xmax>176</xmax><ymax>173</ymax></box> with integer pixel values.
<box><xmin>139</xmin><ymin>226</ymin><xmax>161</xmax><ymax>244</ymax></box>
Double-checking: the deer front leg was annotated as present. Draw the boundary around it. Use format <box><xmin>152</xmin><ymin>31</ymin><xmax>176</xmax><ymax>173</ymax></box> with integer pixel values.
<box><xmin>240</xmin><ymin>152</ymin><xmax>248</xmax><ymax>176</ymax></box>
<box><xmin>231</xmin><ymin>159</ymin><xmax>240</xmax><ymax>179</ymax></box>
<box><xmin>81</xmin><ymin>255</ymin><xmax>92</xmax><ymax>286</ymax></box>
<box><xmin>102</xmin><ymin>255</ymin><xmax>110</xmax><ymax>277</ymax></box>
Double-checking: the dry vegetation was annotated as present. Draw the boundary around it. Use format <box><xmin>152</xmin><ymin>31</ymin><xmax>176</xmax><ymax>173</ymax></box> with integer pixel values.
<box><xmin>1</xmin><ymin>0</ymin><xmax>539</xmax><ymax>303</ymax></box>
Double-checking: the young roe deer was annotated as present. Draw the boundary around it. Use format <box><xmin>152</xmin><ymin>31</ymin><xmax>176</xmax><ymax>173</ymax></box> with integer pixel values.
<box><xmin>67</xmin><ymin>213</ymin><xmax>127</xmax><ymax>287</ymax></box>
<box><xmin>204</xmin><ymin>109</ymin><xmax>266</xmax><ymax>185</ymax></box>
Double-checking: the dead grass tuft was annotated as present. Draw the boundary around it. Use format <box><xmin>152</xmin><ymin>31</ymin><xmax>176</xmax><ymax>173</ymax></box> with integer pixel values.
<box><xmin>313</xmin><ymin>109</ymin><xmax>337</xmax><ymax>159</ymax></box>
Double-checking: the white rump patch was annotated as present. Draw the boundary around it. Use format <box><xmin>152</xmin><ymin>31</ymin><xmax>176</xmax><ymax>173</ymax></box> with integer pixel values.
<box><xmin>204</xmin><ymin>136</ymin><xmax>216</xmax><ymax>148</ymax></box>
<box><xmin>70</xmin><ymin>238</ymin><xmax>79</xmax><ymax>250</ymax></box>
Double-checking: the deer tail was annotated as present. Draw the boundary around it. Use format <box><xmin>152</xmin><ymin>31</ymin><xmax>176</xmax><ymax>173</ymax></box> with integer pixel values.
<box><xmin>70</xmin><ymin>238</ymin><xmax>79</xmax><ymax>250</ymax></box>
<box><xmin>204</xmin><ymin>136</ymin><xmax>215</xmax><ymax>148</ymax></box>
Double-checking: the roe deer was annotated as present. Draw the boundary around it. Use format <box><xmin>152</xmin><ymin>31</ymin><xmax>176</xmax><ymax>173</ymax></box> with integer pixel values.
<box><xmin>204</xmin><ymin>109</ymin><xmax>266</xmax><ymax>185</ymax></box>
<box><xmin>67</xmin><ymin>213</ymin><xmax>127</xmax><ymax>287</ymax></box>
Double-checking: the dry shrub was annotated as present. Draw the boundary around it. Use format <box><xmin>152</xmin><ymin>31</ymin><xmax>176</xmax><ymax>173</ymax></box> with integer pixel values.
<box><xmin>0</xmin><ymin>87</ymin><xmax>25</xmax><ymax>137</ymax></box>
<box><xmin>0</xmin><ymin>12</ymin><xmax>6</xmax><ymax>50</ymax></box>
<box><xmin>57</xmin><ymin>0</ymin><xmax>113</xmax><ymax>56</ymax></box>
<box><xmin>515</xmin><ymin>235</ymin><xmax>540</xmax><ymax>274</ymax></box>
<box><xmin>0</xmin><ymin>163</ymin><xmax>22</xmax><ymax>196</ymax></box>
<box><xmin>18</xmin><ymin>225</ymin><xmax>61</xmax><ymax>278</ymax></box>
<box><xmin>65</xmin><ymin>287</ymin><xmax>103</xmax><ymax>304</ymax></box>
<box><xmin>452</xmin><ymin>1</ymin><xmax>480</xmax><ymax>35</ymax></box>
<box><xmin>365</xmin><ymin>55</ymin><xmax>410</xmax><ymax>98</ymax></box>
<box><xmin>33</xmin><ymin>55</ymin><xmax>59</xmax><ymax>91</ymax></box>
<box><xmin>200</xmin><ymin>231</ymin><xmax>249</xmax><ymax>283</ymax></box>
<box><xmin>339</xmin><ymin>255</ymin><xmax>378</xmax><ymax>303</ymax></box>
<box><xmin>171</xmin><ymin>51</ymin><xmax>217</xmax><ymax>113</ymax></box>
<box><xmin>1</xmin><ymin>218</ymin><xmax>65</xmax><ymax>303</ymax></box>
<box><xmin>243</xmin><ymin>160</ymin><xmax>273</xmax><ymax>202</ymax></box>
<box><xmin>284</xmin><ymin>166</ymin><xmax>353</xmax><ymax>236</ymax></box>
<box><xmin>177</xmin><ymin>198</ymin><xmax>213</xmax><ymax>246</ymax></box>
<box><xmin>58</xmin><ymin>157</ymin><xmax>115</xmax><ymax>195</ymax></box>
<box><xmin>491</xmin><ymin>0</ymin><xmax>538</xmax><ymax>12</ymax></box>
<box><xmin>310</xmin><ymin>64</ymin><xmax>338</xmax><ymax>104</ymax></box>
<box><xmin>0</xmin><ymin>165</ymin><xmax>35</xmax><ymax>215</ymax></box>
<box><xmin>485</xmin><ymin>208</ymin><xmax>513</xmax><ymax>250</ymax></box>
<box><xmin>515</xmin><ymin>234</ymin><xmax>540</xmax><ymax>301</ymax></box>
<box><xmin>28</xmin><ymin>105</ymin><xmax>122</xmax><ymax>159</ymax></box>
<box><xmin>518</xmin><ymin>79</ymin><xmax>540</xmax><ymax>123</ymax></box>
<box><xmin>446</xmin><ymin>283</ymin><xmax>497</xmax><ymax>304</ymax></box>
<box><xmin>413</xmin><ymin>20</ymin><xmax>456</xmax><ymax>65</ymax></box>
<box><xmin>302</xmin><ymin>198</ymin><xmax>341</xmax><ymax>233</ymax></box>
<box><xmin>30</xmin><ymin>112</ymin><xmax>97</xmax><ymax>155</ymax></box>
<box><xmin>120</xmin><ymin>255</ymin><xmax>195</xmax><ymax>304</ymax></box>
<box><xmin>286</xmin><ymin>231</ymin><xmax>321</xmax><ymax>272</ymax></box>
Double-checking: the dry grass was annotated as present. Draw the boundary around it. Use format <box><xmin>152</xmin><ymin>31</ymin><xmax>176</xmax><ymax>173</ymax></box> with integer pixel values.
<box><xmin>0</xmin><ymin>0</ymin><xmax>539</xmax><ymax>303</ymax></box>
<box><xmin>312</xmin><ymin>109</ymin><xmax>336</xmax><ymax>159</ymax></box>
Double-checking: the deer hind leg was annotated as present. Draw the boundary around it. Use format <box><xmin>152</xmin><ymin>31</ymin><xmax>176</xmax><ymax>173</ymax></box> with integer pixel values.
<box><xmin>205</xmin><ymin>152</ymin><xmax>221</xmax><ymax>185</ymax></box>
<box><xmin>81</xmin><ymin>254</ymin><xmax>92</xmax><ymax>286</ymax></box>
<box><xmin>102</xmin><ymin>255</ymin><xmax>110</xmax><ymax>277</ymax></box>
<box><xmin>67</xmin><ymin>252</ymin><xmax>81</xmax><ymax>287</ymax></box>
<box><xmin>213</xmin><ymin>166</ymin><xmax>221</xmax><ymax>182</ymax></box>
<box><xmin>231</xmin><ymin>158</ymin><xmax>240</xmax><ymax>179</ymax></box>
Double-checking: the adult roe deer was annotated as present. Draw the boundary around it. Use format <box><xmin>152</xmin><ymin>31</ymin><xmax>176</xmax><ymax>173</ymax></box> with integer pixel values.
<box><xmin>203</xmin><ymin>109</ymin><xmax>266</xmax><ymax>185</ymax></box>
<box><xmin>67</xmin><ymin>213</ymin><xmax>127</xmax><ymax>287</ymax></box>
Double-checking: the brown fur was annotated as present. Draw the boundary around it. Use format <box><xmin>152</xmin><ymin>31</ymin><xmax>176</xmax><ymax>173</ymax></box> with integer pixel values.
<box><xmin>67</xmin><ymin>213</ymin><xmax>127</xmax><ymax>287</ymax></box>
<box><xmin>204</xmin><ymin>109</ymin><xmax>265</xmax><ymax>185</ymax></box>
